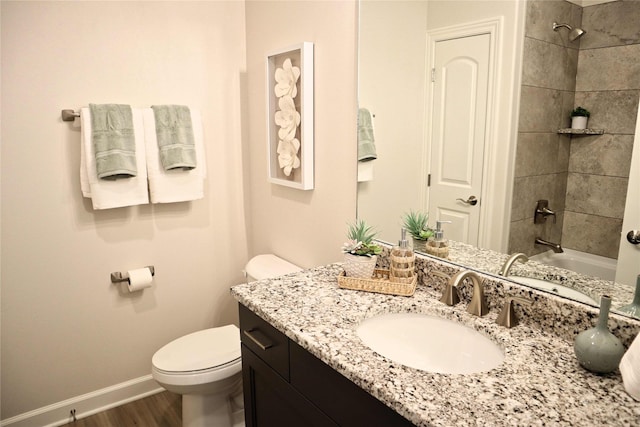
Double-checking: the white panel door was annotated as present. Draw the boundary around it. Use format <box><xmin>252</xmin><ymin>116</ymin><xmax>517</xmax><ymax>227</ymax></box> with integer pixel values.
<box><xmin>428</xmin><ymin>34</ymin><xmax>491</xmax><ymax>246</ymax></box>
<box><xmin>615</xmin><ymin>100</ymin><xmax>640</xmax><ymax>287</ymax></box>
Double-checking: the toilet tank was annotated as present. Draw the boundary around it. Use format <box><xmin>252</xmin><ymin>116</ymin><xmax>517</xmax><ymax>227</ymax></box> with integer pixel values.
<box><xmin>244</xmin><ymin>254</ymin><xmax>302</xmax><ymax>281</ymax></box>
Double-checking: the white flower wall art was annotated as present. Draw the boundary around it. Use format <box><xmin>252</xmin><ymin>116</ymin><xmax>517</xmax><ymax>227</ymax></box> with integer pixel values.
<box><xmin>274</xmin><ymin>94</ymin><xmax>301</xmax><ymax>175</ymax></box>
<box><xmin>274</xmin><ymin>58</ymin><xmax>300</xmax><ymax>98</ymax></box>
<box><xmin>266</xmin><ymin>43</ymin><xmax>314</xmax><ymax>190</ymax></box>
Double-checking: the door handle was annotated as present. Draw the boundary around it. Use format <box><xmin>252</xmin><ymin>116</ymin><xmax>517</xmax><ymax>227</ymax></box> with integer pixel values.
<box><xmin>456</xmin><ymin>195</ymin><xmax>478</xmax><ymax>206</ymax></box>
<box><xmin>627</xmin><ymin>230</ymin><xmax>640</xmax><ymax>245</ymax></box>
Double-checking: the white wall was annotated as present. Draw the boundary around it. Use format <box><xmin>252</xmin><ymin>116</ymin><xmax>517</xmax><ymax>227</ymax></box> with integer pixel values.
<box><xmin>357</xmin><ymin>0</ymin><xmax>429</xmax><ymax>244</ymax></box>
<box><xmin>1</xmin><ymin>0</ymin><xmax>360</xmax><ymax>420</ymax></box>
<box><xmin>244</xmin><ymin>1</ymin><xmax>358</xmax><ymax>268</ymax></box>
<box><xmin>355</xmin><ymin>0</ymin><xmax>524</xmax><ymax>251</ymax></box>
<box><xmin>1</xmin><ymin>1</ymin><xmax>247</xmax><ymax>420</ymax></box>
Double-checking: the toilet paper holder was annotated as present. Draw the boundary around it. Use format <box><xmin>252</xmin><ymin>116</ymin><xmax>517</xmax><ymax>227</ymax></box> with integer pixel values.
<box><xmin>110</xmin><ymin>266</ymin><xmax>155</xmax><ymax>284</ymax></box>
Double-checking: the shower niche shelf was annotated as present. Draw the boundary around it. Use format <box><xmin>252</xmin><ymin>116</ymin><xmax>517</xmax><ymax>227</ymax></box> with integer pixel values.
<box><xmin>557</xmin><ymin>128</ymin><xmax>605</xmax><ymax>135</ymax></box>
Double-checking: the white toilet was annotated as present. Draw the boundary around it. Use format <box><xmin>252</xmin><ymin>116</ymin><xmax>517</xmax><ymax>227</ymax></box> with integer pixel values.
<box><xmin>151</xmin><ymin>254</ymin><xmax>302</xmax><ymax>427</ymax></box>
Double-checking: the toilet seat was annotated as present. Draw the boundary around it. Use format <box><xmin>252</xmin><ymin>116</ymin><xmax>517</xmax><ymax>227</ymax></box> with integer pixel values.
<box><xmin>152</xmin><ymin>325</ymin><xmax>242</xmax><ymax>387</ymax></box>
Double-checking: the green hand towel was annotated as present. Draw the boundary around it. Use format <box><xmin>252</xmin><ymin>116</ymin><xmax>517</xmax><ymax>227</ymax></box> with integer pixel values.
<box><xmin>358</xmin><ymin>108</ymin><xmax>377</xmax><ymax>162</ymax></box>
<box><xmin>90</xmin><ymin>104</ymin><xmax>137</xmax><ymax>180</ymax></box>
<box><xmin>151</xmin><ymin>105</ymin><xmax>197</xmax><ymax>171</ymax></box>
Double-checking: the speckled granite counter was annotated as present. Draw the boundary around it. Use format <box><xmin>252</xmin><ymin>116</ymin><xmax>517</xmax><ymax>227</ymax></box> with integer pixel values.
<box><xmin>231</xmin><ymin>262</ymin><xmax>640</xmax><ymax>426</ymax></box>
<box><xmin>441</xmin><ymin>240</ymin><xmax>634</xmax><ymax>313</ymax></box>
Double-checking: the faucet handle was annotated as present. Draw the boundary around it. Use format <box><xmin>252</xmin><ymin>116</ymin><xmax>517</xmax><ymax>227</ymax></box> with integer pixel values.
<box><xmin>432</xmin><ymin>271</ymin><xmax>460</xmax><ymax>306</ymax></box>
<box><xmin>534</xmin><ymin>200</ymin><xmax>557</xmax><ymax>224</ymax></box>
<box><xmin>440</xmin><ymin>281</ymin><xmax>461</xmax><ymax>307</ymax></box>
<box><xmin>496</xmin><ymin>296</ymin><xmax>534</xmax><ymax>328</ymax></box>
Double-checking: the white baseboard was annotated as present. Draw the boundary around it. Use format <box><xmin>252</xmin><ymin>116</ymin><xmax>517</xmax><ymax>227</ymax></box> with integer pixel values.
<box><xmin>1</xmin><ymin>375</ymin><xmax>164</xmax><ymax>427</ymax></box>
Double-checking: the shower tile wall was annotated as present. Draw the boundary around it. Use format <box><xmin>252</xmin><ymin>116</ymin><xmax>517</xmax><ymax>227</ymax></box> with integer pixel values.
<box><xmin>509</xmin><ymin>0</ymin><xmax>640</xmax><ymax>259</ymax></box>
<box><xmin>509</xmin><ymin>0</ymin><xmax>581</xmax><ymax>256</ymax></box>
<box><xmin>565</xmin><ymin>1</ymin><xmax>640</xmax><ymax>258</ymax></box>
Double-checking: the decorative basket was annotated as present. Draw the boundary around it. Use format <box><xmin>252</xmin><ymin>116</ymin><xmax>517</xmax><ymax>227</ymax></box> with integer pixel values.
<box><xmin>337</xmin><ymin>268</ymin><xmax>417</xmax><ymax>297</ymax></box>
<box><xmin>389</xmin><ymin>253</ymin><xmax>415</xmax><ymax>283</ymax></box>
<box><xmin>426</xmin><ymin>244</ymin><xmax>449</xmax><ymax>259</ymax></box>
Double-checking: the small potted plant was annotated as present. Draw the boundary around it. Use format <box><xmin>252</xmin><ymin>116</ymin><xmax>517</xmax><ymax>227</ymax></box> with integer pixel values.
<box><xmin>571</xmin><ymin>106</ymin><xmax>590</xmax><ymax>130</ymax></box>
<box><xmin>402</xmin><ymin>210</ymin><xmax>434</xmax><ymax>252</ymax></box>
<box><xmin>341</xmin><ymin>219</ymin><xmax>382</xmax><ymax>278</ymax></box>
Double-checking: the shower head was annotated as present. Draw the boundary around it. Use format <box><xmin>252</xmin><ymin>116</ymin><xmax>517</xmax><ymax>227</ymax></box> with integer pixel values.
<box><xmin>553</xmin><ymin>22</ymin><xmax>586</xmax><ymax>41</ymax></box>
<box><xmin>569</xmin><ymin>27</ymin><xmax>586</xmax><ymax>41</ymax></box>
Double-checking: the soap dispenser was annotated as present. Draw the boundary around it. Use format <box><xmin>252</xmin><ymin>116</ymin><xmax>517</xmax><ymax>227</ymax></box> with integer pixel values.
<box><xmin>390</xmin><ymin>228</ymin><xmax>415</xmax><ymax>283</ymax></box>
<box><xmin>426</xmin><ymin>220</ymin><xmax>451</xmax><ymax>259</ymax></box>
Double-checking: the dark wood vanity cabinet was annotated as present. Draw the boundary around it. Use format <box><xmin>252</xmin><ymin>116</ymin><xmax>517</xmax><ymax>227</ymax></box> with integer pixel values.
<box><xmin>239</xmin><ymin>304</ymin><xmax>415</xmax><ymax>427</ymax></box>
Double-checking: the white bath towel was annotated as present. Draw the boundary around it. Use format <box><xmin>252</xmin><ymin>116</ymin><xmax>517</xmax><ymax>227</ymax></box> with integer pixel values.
<box><xmin>357</xmin><ymin>160</ymin><xmax>374</xmax><ymax>182</ymax></box>
<box><xmin>620</xmin><ymin>332</ymin><xmax>640</xmax><ymax>401</ymax></box>
<box><xmin>142</xmin><ymin>107</ymin><xmax>206</xmax><ymax>203</ymax></box>
<box><xmin>80</xmin><ymin>107</ymin><xmax>149</xmax><ymax>210</ymax></box>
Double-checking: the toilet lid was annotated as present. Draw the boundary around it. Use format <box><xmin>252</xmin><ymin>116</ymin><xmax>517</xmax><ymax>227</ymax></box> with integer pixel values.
<box><xmin>245</xmin><ymin>254</ymin><xmax>302</xmax><ymax>280</ymax></box>
<box><xmin>152</xmin><ymin>325</ymin><xmax>241</xmax><ymax>373</ymax></box>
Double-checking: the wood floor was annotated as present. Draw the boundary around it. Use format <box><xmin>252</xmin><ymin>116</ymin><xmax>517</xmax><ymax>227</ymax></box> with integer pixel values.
<box><xmin>63</xmin><ymin>391</ymin><xmax>181</xmax><ymax>427</ymax></box>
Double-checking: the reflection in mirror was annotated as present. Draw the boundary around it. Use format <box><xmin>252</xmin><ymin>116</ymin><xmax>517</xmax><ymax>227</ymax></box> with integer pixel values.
<box><xmin>434</xmin><ymin>240</ymin><xmax>629</xmax><ymax>310</ymax></box>
<box><xmin>357</xmin><ymin>0</ymin><xmax>640</xmax><ymax>317</ymax></box>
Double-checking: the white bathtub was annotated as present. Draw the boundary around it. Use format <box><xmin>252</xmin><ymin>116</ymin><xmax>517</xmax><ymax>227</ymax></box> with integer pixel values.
<box><xmin>530</xmin><ymin>248</ymin><xmax>617</xmax><ymax>281</ymax></box>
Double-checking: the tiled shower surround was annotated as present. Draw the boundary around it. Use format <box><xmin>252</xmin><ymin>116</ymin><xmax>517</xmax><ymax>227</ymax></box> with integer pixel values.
<box><xmin>509</xmin><ymin>0</ymin><xmax>640</xmax><ymax>259</ymax></box>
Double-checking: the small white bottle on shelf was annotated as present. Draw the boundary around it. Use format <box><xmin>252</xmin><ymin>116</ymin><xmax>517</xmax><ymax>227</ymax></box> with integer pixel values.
<box><xmin>390</xmin><ymin>228</ymin><xmax>415</xmax><ymax>283</ymax></box>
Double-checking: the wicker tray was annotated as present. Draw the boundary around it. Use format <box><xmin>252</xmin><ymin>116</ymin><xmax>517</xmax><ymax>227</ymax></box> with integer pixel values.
<box><xmin>337</xmin><ymin>268</ymin><xmax>417</xmax><ymax>297</ymax></box>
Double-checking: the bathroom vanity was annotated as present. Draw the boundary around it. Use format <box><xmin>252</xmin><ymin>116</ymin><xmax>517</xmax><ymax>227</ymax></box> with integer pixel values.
<box><xmin>239</xmin><ymin>304</ymin><xmax>412</xmax><ymax>426</ymax></box>
<box><xmin>231</xmin><ymin>259</ymin><xmax>640</xmax><ymax>426</ymax></box>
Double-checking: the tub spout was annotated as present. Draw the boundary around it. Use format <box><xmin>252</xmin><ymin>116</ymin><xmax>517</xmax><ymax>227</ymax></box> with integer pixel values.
<box><xmin>535</xmin><ymin>237</ymin><xmax>564</xmax><ymax>253</ymax></box>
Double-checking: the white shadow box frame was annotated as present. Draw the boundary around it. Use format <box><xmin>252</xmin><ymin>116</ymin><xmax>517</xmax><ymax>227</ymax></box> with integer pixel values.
<box><xmin>266</xmin><ymin>42</ymin><xmax>314</xmax><ymax>190</ymax></box>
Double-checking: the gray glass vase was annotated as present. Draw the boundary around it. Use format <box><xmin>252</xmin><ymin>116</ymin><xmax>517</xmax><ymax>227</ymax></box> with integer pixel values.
<box><xmin>574</xmin><ymin>295</ymin><xmax>625</xmax><ymax>374</ymax></box>
<box><xmin>617</xmin><ymin>275</ymin><xmax>640</xmax><ymax>319</ymax></box>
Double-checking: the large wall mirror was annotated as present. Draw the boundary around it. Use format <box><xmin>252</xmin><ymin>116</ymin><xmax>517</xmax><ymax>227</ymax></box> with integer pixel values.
<box><xmin>357</xmin><ymin>0</ymin><xmax>640</xmax><ymax>317</ymax></box>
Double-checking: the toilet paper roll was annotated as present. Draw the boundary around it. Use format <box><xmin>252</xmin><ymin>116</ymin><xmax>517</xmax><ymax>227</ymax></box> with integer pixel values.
<box><xmin>127</xmin><ymin>267</ymin><xmax>153</xmax><ymax>292</ymax></box>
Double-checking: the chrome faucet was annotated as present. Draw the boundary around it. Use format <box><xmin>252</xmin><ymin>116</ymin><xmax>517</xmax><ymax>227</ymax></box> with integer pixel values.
<box><xmin>498</xmin><ymin>252</ymin><xmax>529</xmax><ymax>277</ymax></box>
<box><xmin>535</xmin><ymin>237</ymin><xmax>564</xmax><ymax>253</ymax></box>
<box><xmin>448</xmin><ymin>270</ymin><xmax>489</xmax><ymax>317</ymax></box>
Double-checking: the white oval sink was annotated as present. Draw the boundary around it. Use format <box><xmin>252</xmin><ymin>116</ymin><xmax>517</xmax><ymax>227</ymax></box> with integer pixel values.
<box><xmin>356</xmin><ymin>313</ymin><xmax>504</xmax><ymax>374</ymax></box>
<box><xmin>508</xmin><ymin>276</ymin><xmax>597</xmax><ymax>305</ymax></box>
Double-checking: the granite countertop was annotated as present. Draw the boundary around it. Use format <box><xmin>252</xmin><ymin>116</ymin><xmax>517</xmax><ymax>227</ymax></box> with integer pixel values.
<box><xmin>444</xmin><ymin>241</ymin><xmax>633</xmax><ymax>310</ymax></box>
<box><xmin>231</xmin><ymin>263</ymin><xmax>640</xmax><ymax>427</ymax></box>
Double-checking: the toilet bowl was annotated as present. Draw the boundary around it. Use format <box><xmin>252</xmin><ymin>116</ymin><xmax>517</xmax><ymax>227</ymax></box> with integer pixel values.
<box><xmin>151</xmin><ymin>254</ymin><xmax>301</xmax><ymax>427</ymax></box>
<box><xmin>152</xmin><ymin>325</ymin><xmax>243</xmax><ymax>427</ymax></box>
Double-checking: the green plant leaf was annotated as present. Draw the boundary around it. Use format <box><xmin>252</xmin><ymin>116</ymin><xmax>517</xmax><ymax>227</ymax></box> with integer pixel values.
<box><xmin>571</xmin><ymin>106</ymin><xmax>590</xmax><ymax>117</ymax></box>
<box><xmin>344</xmin><ymin>220</ymin><xmax>381</xmax><ymax>256</ymax></box>
<box><xmin>402</xmin><ymin>210</ymin><xmax>434</xmax><ymax>240</ymax></box>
